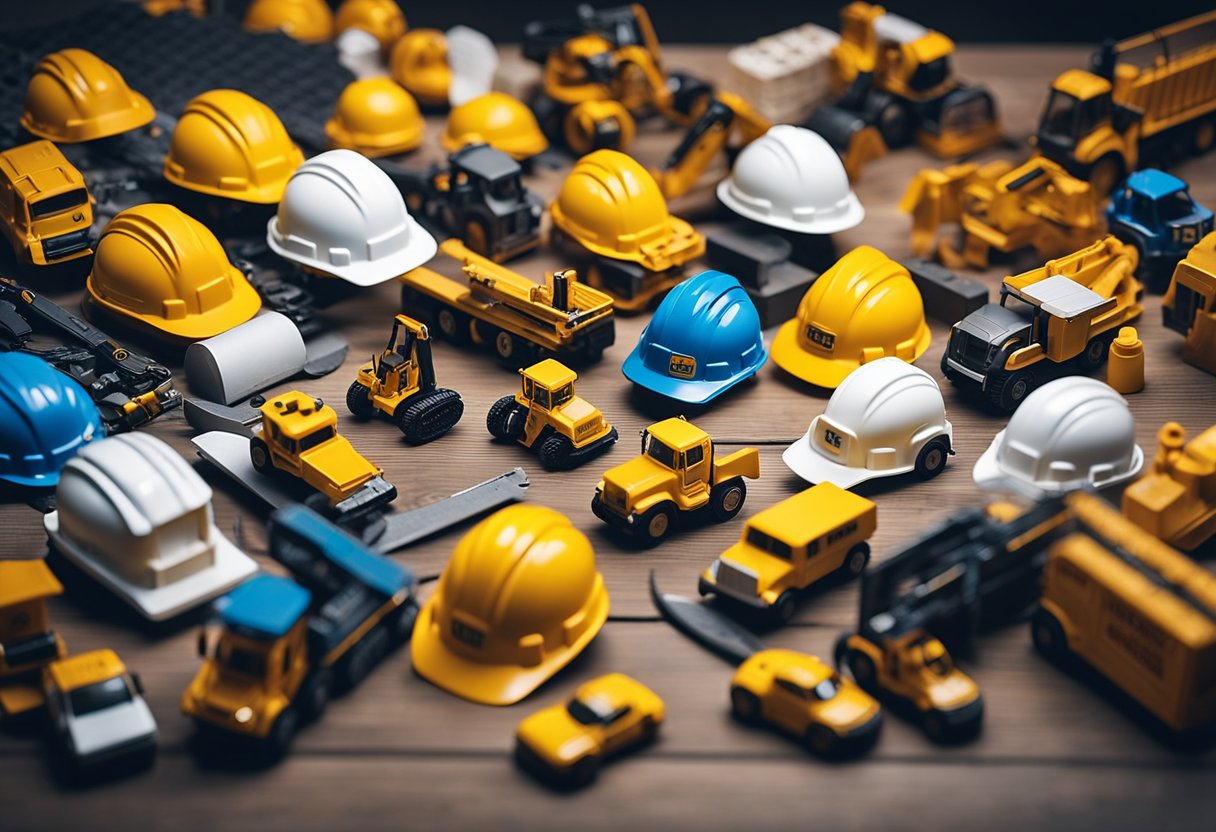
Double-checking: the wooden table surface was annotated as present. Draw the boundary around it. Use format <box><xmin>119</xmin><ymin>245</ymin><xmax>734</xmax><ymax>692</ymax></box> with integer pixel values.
<box><xmin>3</xmin><ymin>45</ymin><xmax>1216</xmax><ymax>832</ymax></box>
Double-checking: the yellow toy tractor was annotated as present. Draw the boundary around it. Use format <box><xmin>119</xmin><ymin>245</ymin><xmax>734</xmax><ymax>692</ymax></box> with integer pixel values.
<box><xmin>486</xmin><ymin>358</ymin><xmax>617</xmax><ymax>471</ymax></box>
<box><xmin>346</xmin><ymin>314</ymin><xmax>464</xmax><ymax>445</ymax></box>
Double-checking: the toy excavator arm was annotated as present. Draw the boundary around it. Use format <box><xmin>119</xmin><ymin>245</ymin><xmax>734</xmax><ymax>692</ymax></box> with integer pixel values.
<box><xmin>899</xmin><ymin>164</ymin><xmax>978</xmax><ymax>257</ymax></box>
<box><xmin>654</xmin><ymin>92</ymin><xmax>771</xmax><ymax>199</ymax></box>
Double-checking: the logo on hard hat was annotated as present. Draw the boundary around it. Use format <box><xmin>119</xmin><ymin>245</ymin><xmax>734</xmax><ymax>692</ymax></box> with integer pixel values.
<box><xmin>451</xmin><ymin>619</ymin><xmax>485</xmax><ymax>649</ymax></box>
<box><xmin>805</xmin><ymin>324</ymin><xmax>835</xmax><ymax>351</ymax></box>
<box><xmin>821</xmin><ymin>428</ymin><xmax>843</xmax><ymax>454</ymax></box>
<box><xmin>668</xmin><ymin>354</ymin><xmax>697</xmax><ymax>378</ymax></box>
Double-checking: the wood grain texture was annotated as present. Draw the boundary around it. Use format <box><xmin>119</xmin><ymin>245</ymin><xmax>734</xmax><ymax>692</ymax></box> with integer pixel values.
<box><xmin>2</xmin><ymin>45</ymin><xmax>1215</xmax><ymax>831</ymax></box>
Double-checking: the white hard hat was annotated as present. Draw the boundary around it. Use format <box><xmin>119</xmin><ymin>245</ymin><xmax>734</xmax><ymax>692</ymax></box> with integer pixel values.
<box><xmin>783</xmin><ymin>357</ymin><xmax>953</xmax><ymax>489</ymax></box>
<box><xmin>267</xmin><ymin>148</ymin><xmax>437</xmax><ymax>286</ymax></box>
<box><xmin>717</xmin><ymin>124</ymin><xmax>864</xmax><ymax>235</ymax></box>
<box><xmin>44</xmin><ymin>432</ymin><xmax>256</xmax><ymax>621</ymax></box>
<box><xmin>973</xmin><ymin>376</ymin><xmax>1143</xmax><ymax>498</ymax></box>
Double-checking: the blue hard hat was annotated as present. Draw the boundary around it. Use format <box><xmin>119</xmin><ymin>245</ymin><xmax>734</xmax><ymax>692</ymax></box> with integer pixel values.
<box><xmin>622</xmin><ymin>270</ymin><xmax>768</xmax><ymax>404</ymax></box>
<box><xmin>0</xmin><ymin>353</ymin><xmax>104</xmax><ymax>488</ymax></box>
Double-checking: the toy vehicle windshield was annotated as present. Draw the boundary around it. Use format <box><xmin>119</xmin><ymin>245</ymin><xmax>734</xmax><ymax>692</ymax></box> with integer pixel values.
<box><xmin>567</xmin><ymin>696</ymin><xmax>616</xmax><ymax>725</ymax></box>
<box><xmin>68</xmin><ymin>676</ymin><xmax>132</xmax><ymax>716</ymax></box>
<box><xmin>646</xmin><ymin>437</ymin><xmax>677</xmax><ymax>469</ymax></box>
<box><xmin>220</xmin><ymin>643</ymin><xmax>267</xmax><ymax>678</ymax></box>
<box><xmin>30</xmin><ymin>189</ymin><xmax>88</xmax><ymax>219</ymax></box>
<box><xmin>551</xmin><ymin>383</ymin><xmax>574</xmax><ymax>407</ymax></box>
<box><xmin>1158</xmin><ymin>191</ymin><xmax>1196</xmax><ymax>222</ymax></box>
<box><xmin>300</xmin><ymin>426</ymin><xmax>335</xmax><ymax>451</ymax></box>
<box><xmin>812</xmin><ymin>678</ymin><xmax>839</xmax><ymax>702</ymax></box>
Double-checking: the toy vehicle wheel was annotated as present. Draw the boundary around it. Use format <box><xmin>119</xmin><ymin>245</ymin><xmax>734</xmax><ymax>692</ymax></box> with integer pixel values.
<box><xmin>639</xmin><ymin>715</ymin><xmax>659</xmax><ymax>744</ymax></box>
<box><xmin>842</xmin><ymin>543</ymin><xmax>871</xmax><ymax>578</ymax></box>
<box><xmin>569</xmin><ymin>755</ymin><xmax>600</xmax><ymax>787</ymax></box>
<box><xmin>1089</xmin><ymin>153</ymin><xmax>1125</xmax><ymax>196</ymax></box>
<box><xmin>709</xmin><ymin>478</ymin><xmax>747</xmax><ymax>522</ymax></box>
<box><xmin>730</xmin><ymin>686</ymin><xmax>761</xmax><ymax>724</ymax></box>
<box><xmin>390</xmin><ymin>602</ymin><xmax>419</xmax><ymax>644</ymax></box>
<box><xmin>435</xmin><ymin>308</ymin><xmax>471</xmax><ymax>344</ymax></box>
<box><xmin>914</xmin><ymin>437</ymin><xmax>950</xmax><ymax>479</ymax></box>
<box><xmin>538</xmin><ymin>434</ymin><xmax>576</xmax><ymax>471</ymax></box>
<box><xmin>486</xmin><ymin>395</ymin><xmax>526</xmax><ymax>440</ymax></box>
<box><xmin>773</xmin><ymin>590</ymin><xmax>799</xmax><ymax>625</ymax></box>
<box><xmin>845</xmin><ymin>649</ymin><xmax>879</xmax><ymax>695</ymax></box>
<box><xmin>342</xmin><ymin>637</ymin><xmax>378</xmax><ymax>689</ymax></box>
<box><xmin>493</xmin><ymin>329</ymin><xmax>529</xmax><ymax>365</ymax></box>
<box><xmin>922</xmin><ymin>711</ymin><xmax>947</xmax><ymax>743</ymax></box>
<box><xmin>463</xmin><ymin>221</ymin><xmax>489</xmax><ymax>258</ymax></box>
<box><xmin>877</xmin><ymin>96</ymin><xmax>912</xmax><ymax>147</ymax></box>
<box><xmin>638</xmin><ymin>503</ymin><xmax>676</xmax><ymax>546</ymax></box>
<box><xmin>805</xmin><ymin>725</ymin><xmax>838</xmax><ymax>757</ymax></box>
<box><xmin>1195</xmin><ymin>119</ymin><xmax>1216</xmax><ymax>154</ymax></box>
<box><xmin>250</xmin><ymin>437</ymin><xmax>272</xmax><ymax>473</ymax></box>
<box><xmin>988</xmin><ymin>370</ymin><xmax>1034</xmax><ymax>412</ymax></box>
<box><xmin>1078</xmin><ymin>334</ymin><xmax>1111</xmax><ymax>371</ymax></box>
<box><xmin>395</xmin><ymin>388</ymin><xmax>464</xmax><ymax>445</ymax></box>
<box><xmin>300</xmin><ymin>669</ymin><xmax>332</xmax><ymax>722</ymax></box>
<box><xmin>1031</xmin><ymin>608</ymin><xmax>1069</xmax><ymax>662</ymax></box>
<box><xmin>345</xmin><ymin>381</ymin><xmax>375</xmax><ymax>419</ymax></box>
<box><xmin>267</xmin><ymin>707</ymin><xmax>299</xmax><ymax>757</ymax></box>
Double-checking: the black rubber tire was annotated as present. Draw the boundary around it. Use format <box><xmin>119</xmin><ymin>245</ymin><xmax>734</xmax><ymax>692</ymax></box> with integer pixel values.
<box><xmin>486</xmin><ymin>395</ymin><xmax>526</xmax><ymax>441</ymax></box>
<box><xmin>492</xmin><ymin>329</ymin><xmax>532</xmax><ymax>366</ymax></box>
<box><xmin>842</xmin><ymin>542</ymin><xmax>871</xmax><ymax>578</ymax></box>
<box><xmin>709</xmin><ymin>478</ymin><xmax>747</xmax><ymax>522</ymax></box>
<box><xmin>434</xmin><ymin>308</ymin><xmax>471</xmax><ymax>344</ymax></box>
<box><xmin>806</xmin><ymin>725</ymin><xmax>839</xmax><ymax>757</ymax></box>
<box><xmin>914</xmin><ymin>437</ymin><xmax>951</xmax><ymax>480</ymax></box>
<box><xmin>878</xmin><ymin>98</ymin><xmax>913</xmax><ymax>148</ymax></box>
<box><xmin>391</xmin><ymin>602</ymin><xmax>419</xmax><ymax>645</ymax></box>
<box><xmin>570</xmin><ymin>755</ymin><xmax>600</xmax><ymax>788</ymax></box>
<box><xmin>1078</xmin><ymin>334</ymin><xmax>1110</xmax><ymax>372</ymax></box>
<box><xmin>538</xmin><ymin>434</ymin><xmax>576</xmax><ymax>471</ymax></box>
<box><xmin>846</xmin><ymin>649</ymin><xmax>879</xmax><ymax>695</ymax></box>
<box><xmin>394</xmin><ymin>388</ymin><xmax>464</xmax><ymax>445</ymax></box>
<box><xmin>300</xmin><ymin>669</ymin><xmax>331</xmax><ymax>722</ymax></box>
<box><xmin>730</xmin><ymin>686</ymin><xmax>762</xmax><ymax>724</ymax></box>
<box><xmin>1031</xmin><ymin>607</ymin><xmax>1069</xmax><ymax>662</ymax></box>
<box><xmin>249</xmin><ymin>437</ymin><xmax>272</xmax><ymax>474</ymax></box>
<box><xmin>637</xmin><ymin>503</ymin><xmax>676</xmax><ymax>546</ymax></box>
<box><xmin>773</xmin><ymin>590</ymin><xmax>799</xmax><ymax>626</ymax></box>
<box><xmin>267</xmin><ymin>708</ymin><xmax>299</xmax><ymax>758</ymax></box>
<box><xmin>1089</xmin><ymin>153</ymin><xmax>1125</xmax><ymax>197</ymax></box>
<box><xmin>922</xmin><ymin>710</ymin><xmax>947</xmax><ymax>743</ymax></box>
<box><xmin>639</xmin><ymin>715</ymin><xmax>659</xmax><ymax>744</ymax></box>
<box><xmin>341</xmin><ymin>636</ymin><xmax>378</xmax><ymax>689</ymax></box>
<box><xmin>345</xmin><ymin>380</ymin><xmax>376</xmax><ymax>419</ymax></box>
<box><xmin>988</xmin><ymin>370</ymin><xmax>1035</xmax><ymax>413</ymax></box>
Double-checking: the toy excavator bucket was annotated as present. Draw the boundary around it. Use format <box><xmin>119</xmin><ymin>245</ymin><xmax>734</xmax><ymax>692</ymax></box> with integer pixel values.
<box><xmin>899</xmin><ymin>163</ymin><xmax>976</xmax><ymax>257</ymax></box>
<box><xmin>804</xmin><ymin>105</ymin><xmax>886</xmax><ymax>182</ymax></box>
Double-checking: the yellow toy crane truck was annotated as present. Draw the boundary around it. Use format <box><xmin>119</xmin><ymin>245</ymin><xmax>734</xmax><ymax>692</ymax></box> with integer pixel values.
<box><xmin>592</xmin><ymin>416</ymin><xmax>759</xmax><ymax>546</ymax></box>
<box><xmin>0</xmin><ymin>140</ymin><xmax>93</xmax><ymax>266</ymax></box>
<box><xmin>699</xmin><ymin>483</ymin><xmax>877</xmax><ymax>624</ymax></box>
<box><xmin>1122</xmin><ymin>421</ymin><xmax>1216</xmax><ymax>553</ymax></box>
<box><xmin>901</xmin><ymin>156</ymin><xmax>1104</xmax><ymax>270</ymax></box>
<box><xmin>1033</xmin><ymin>493</ymin><xmax>1216</xmax><ymax>734</ymax></box>
<box><xmin>346</xmin><ymin>314</ymin><xmax>464</xmax><ymax>445</ymax></box>
<box><xmin>487</xmin><ymin>358</ymin><xmax>618</xmax><ymax>471</ymax></box>
<box><xmin>1163</xmin><ymin>231</ymin><xmax>1216</xmax><ymax>377</ymax></box>
<box><xmin>401</xmin><ymin>239</ymin><xmax>616</xmax><ymax>367</ymax></box>
<box><xmin>1032</xmin><ymin>10</ymin><xmax>1216</xmax><ymax>195</ymax></box>
<box><xmin>941</xmin><ymin>235</ymin><xmax>1143</xmax><ymax>411</ymax></box>
<box><xmin>653</xmin><ymin>90</ymin><xmax>772</xmax><ymax>200</ymax></box>
<box><xmin>807</xmin><ymin>2</ymin><xmax>1001</xmax><ymax>180</ymax></box>
<box><xmin>250</xmin><ymin>391</ymin><xmax>397</xmax><ymax>519</ymax></box>
<box><xmin>0</xmin><ymin>561</ymin><xmax>67</xmax><ymax>720</ymax></box>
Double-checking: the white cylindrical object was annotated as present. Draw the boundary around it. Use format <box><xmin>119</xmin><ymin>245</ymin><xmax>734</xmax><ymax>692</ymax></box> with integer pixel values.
<box><xmin>184</xmin><ymin>312</ymin><xmax>307</xmax><ymax>405</ymax></box>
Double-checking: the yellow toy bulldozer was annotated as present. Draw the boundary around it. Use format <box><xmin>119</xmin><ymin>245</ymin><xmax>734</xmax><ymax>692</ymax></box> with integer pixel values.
<box><xmin>347</xmin><ymin>314</ymin><xmax>464</xmax><ymax>445</ymax></box>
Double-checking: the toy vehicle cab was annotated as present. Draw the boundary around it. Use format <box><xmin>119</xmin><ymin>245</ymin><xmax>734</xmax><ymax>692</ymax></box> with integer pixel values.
<box><xmin>0</xmin><ymin>140</ymin><xmax>93</xmax><ymax>266</ymax></box>
<box><xmin>700</xmin><ymin>483</ymin><xmax>876</xmax><ymax>623</ymax></box>
<box><xmin>42</xmin><ymin>649</ymin><xmax>156</xmax><ymax>772</ymax></box>
<box><xmin>0</xmin><ymin>561</ymin><xmax>68</xmax><ymax>719</ymax></box>
<box><xmin>514</xmin><ymin>673</ymin><xmax>664</xmax><ymax>788</ymax></box>
<box><xmin>1107</xmin><ymin>169</ymin><xmax>1212</xmax><ymax>291</ymax></box>
<box><xmin>487</xmin><ymin>358</ymin><xmax>618</xmax><ymax>470</ymax></box>
<box><xmin>729</xmin><ymin>648</ymin><xmax>882</xmax><ymax>757</ymax></box>
<box><xmin>592</xmin><ymin>416</ymin><xmax>760</xmax><ymax>545</ymax></box>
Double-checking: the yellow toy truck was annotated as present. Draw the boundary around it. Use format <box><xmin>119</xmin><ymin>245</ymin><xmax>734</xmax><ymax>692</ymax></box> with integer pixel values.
<box><xmin>251</xmin><ymin>391</ymin><xmax>396</xmax><ymax>517</ymax></box>
<box><xmin>0</xmin><ymin>139</ymin><xmax>93</xmax><ymax>266</ymax></box>
<box><xmin>699</xmin><ymin>483</ymin><xmax>876</xmax><ymax>624</ymax></box>
<box><xmin>486</xmin><ymin>358</ymin><xmax>618</xmax><ymax>471</ymax></box>
<box><xmin>1033</xmin><ymin>493</ymin><xmax>1216</xmax><ymax>734</ymax></box>
<box><xmin>592</xmin><ymin>416</ymin><xmax>759</xmax><ymax>545</ymax></box>
<box><xmin>941</xmin><ymin>235</ymin><xmax>1143</xmax><ymax>411</ymax></box>
<box><xmin>0</xmin><ymin>561</ymin><xmax>67</xmax><ymax>719</ymax></box>
<box><xmin>346</xmin><ymin>313</ymin><xmax>463</xmax><ymax>445</ymax></box>
<box><xmin>1122</xmin><ymin>422</ymin><xmax>1216</xmax><ymax>553</ymax></box>
<box><xmin>1163</xmin><ymin>231</ymin><xmax>1216</xmax><ymax>377</ymax></box>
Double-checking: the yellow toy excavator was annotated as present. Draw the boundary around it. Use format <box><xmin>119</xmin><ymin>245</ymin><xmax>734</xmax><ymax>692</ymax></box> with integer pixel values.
<box><xmin>653</xmin><ymin>91</ymin><xmax>772</xmax><ymax>200</ymax></box>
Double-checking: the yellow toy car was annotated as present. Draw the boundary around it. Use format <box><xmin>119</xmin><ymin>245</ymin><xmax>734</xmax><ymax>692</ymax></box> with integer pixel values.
<box><xmin>514</xmin><ymin>673</ymin><xmax>664</xmax><ymax>788</ymax></box>
<box><xmin>730</xmin><ymin>648</ymin><xmax>882</xmax><ymax>757</ymax></box>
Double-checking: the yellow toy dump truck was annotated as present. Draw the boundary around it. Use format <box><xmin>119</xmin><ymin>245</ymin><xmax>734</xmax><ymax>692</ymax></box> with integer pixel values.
<box><xmin>400</xmin><ymin>238</ymin><xmax>615</xmax><ymax>366</ymax></box>
<box><xmin>251</xmin><ymin>391</ymin><xmax>396</xmax><ymax>518</ymax></box>
<box><xmin>1163</xmin><ymin>231</ymin><xmax>1216</xmax><ymax>377</ymax></box>
<box><xmin>1033</xmin><ymin>493</ymin><xmax>1216</xmax><ymax>734</ymax></box>
<box><xmin>0</xmin><ymin>561</ymin><xmax>67</xmax><ymax>719</ymax></box>
<box><xmin>1032</xmin><ymin>10</ymin><xmax>1216</xmax><ymax>195</ymax></box>
<box><xmin>699</xmin><ymin>483</ymin><xmax>877</xmax><ymax>624</ymax></box>
<box><xmin>901</xmin><ymin>155</ymin><xmax>1103</xmax><ymax>270</ymax></box>
<box><xmin>592</xmin><ymin>416</ymin><xmax>759</xmax><ymax>546</ymax></box>
<box><xmin>0</xmin><ymin>140</ymin><xmax>93</xmax><ymax>266</ymax></box>
<box><xmin>487</xmin><ymin>358</ymin><xmax>617</xmax><ymax>471</ymax></box>
<box><xmin>1122</xmin><ymin>421</ymin><xmax>1216</xmax><ymax>553</ymax></box>
<box><xmin>941</xmin><ymin>235</ymin><xmax>1143</xmax><ymax>411</ymax></box>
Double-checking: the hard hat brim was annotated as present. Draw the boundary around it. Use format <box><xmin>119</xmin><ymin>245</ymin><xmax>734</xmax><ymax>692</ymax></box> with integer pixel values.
<box><xmin>972</xmin><ymin>431</ymin><xmax>1145</xmax><ymax>498</ymax></box>
<box><xmin>0</xmin><ymin>469</ymin><xmax>62</xmax><ymax>488</ymax></box>
<box><xmin>22</xmin><ymin>90</ymin><xmax>155</xmax><ymax>144</ymax></box>
<box><xmin>266</xmin><ymin>215</ymin><xmax>438</xmax><ymax>287</ymax></box>
<box><xmin>325</xmin><ymin>119</ymin><xmax>425</xmax><ymax>158</ymax></box>
<box><xmin>770</xmin><ymin>317</ymin><xmax>931</xmax><ymax>390</ymax></box>
<box><xmin>410</xmin><ymin>585</ymin><xmax>609</xmax><ymax>706</ymax></box>
<box><xmin>717</xmin><ymin>180</ymin><xmax>865</xmax><ymax>235</ymax></box>
<box><xmin>85</xmin><ymin>266</ymin><xmax>262</xmax><ymax>341</ymax></box>
<box><xmin>163</xmin><ymin>140</ymin><xmax>305</xmax><ymax>204</ymax></box>
<box><xmin>782</xmin><ymin>434</ymin><xmax>884</xmax><ymax>490</ymax></box>
<box><xmin>621</xmin><ymin>347</ymin><xmax>767</xmax><ymax>405</ymax></box>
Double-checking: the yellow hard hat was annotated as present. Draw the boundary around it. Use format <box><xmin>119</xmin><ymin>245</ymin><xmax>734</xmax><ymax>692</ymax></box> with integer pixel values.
<box><xmin>164</xmin><ymin>89</ymin><xmax>304</xmax><ymax>204</ymax></box>
<box><xmin>550</xmin><ymin>149</ymin><xmax>705</xmax><ymax>272</ymax></box>
<box><xmin>334</xmin><ymin>0</ymin><xmax>407</xmax><ymax>52</ymax></box>
<box><xmin>441</xmin><ymin>92</ymin><xmax>549</xmax><ymax>160</ymax></box>
<box><xmin>411</xmin><ymin>505</ymin><xmax>609</xmax><ymax>706</ymax></box>
<box><xmin>87</xmin><ymin>204</ymin><xmax>261</xmax><ymax>341</ymax></box>
<box><xmin>326</xmin><ymin>78</ymin><xmax>423</xmax><ymax>157</ymax></box>
<box><xmin>244</xmin><ymin>0</ymin><xmax>334</xmax><ymax>43</ymax></box>
<box><xmin>389</xmin><ymin>28</ymin><xmax>451</xmax><ymax>107</ymax></box>
<box><xmin>21</xmin><ymin>49</ymin><xmax>154</xmax><ymax>143</ymax></box>
<box><xmin>771</xmin><ymin>246</ymin><xmax>931</xmax><ymax>389</ymax></box>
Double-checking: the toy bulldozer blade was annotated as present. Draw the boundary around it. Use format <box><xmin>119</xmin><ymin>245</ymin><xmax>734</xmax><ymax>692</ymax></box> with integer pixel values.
<box><xmin>805</xmin><ymin>105</ymin><xmax>887</xmax><ymax>182</ymax></box>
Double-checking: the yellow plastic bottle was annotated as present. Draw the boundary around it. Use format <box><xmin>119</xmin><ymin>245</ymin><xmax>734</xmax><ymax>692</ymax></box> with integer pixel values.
<box><xmin>1107</xmin><ymin>326</ymin><xmax>1144</xmax><ymax>394</ymax></box>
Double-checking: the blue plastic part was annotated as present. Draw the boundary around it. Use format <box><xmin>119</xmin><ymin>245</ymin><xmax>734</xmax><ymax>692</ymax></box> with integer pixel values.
<box><xmin>1123</xmin><ymin>169</ymin><xmax>1187</xmax><ymax>201</ymax></box>
<box><xmin>621</xmin><ymin>270</ymin><xmax>768</xmax><ymax>404</ymax></box>
<box><xmin>270</xmin><ymin>504</ymin><xmax>412</xmax><ymax>598</ymax></box>
<box><xmin>1106</xmin><ymin>168</ymin><xmax>1213</xmax><ymax>285</ymax></box>
<box><xmin>216</xmin><ymin>574</ymin><xmax>311</xmax><ymax>639</ymax></box>
<box><xmin>0</xmin><ymin>353</ymin><xmax>105</xmax><ymax>487</ymax></box>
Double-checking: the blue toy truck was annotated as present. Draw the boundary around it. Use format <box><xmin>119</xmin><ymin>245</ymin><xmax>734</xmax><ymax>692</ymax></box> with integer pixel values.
<box><xmin>1106</xmin><ymin>169</ymin><xmax>1212</xmax><ymax>291</ymax></box>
